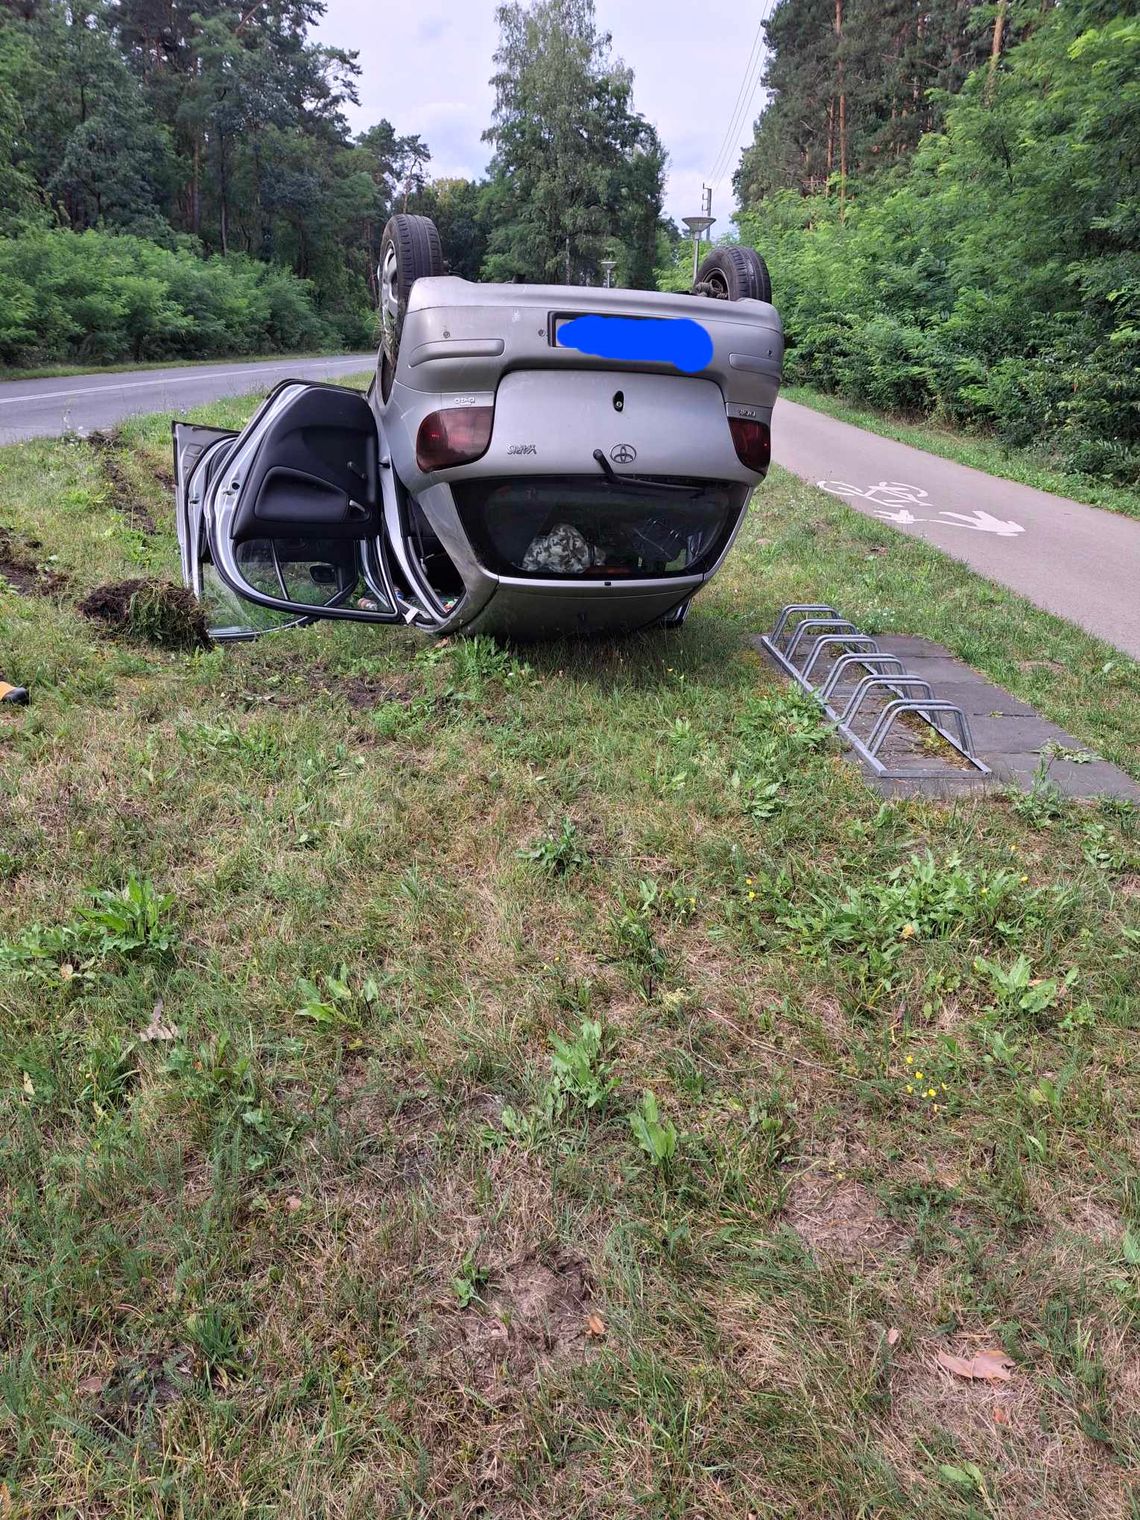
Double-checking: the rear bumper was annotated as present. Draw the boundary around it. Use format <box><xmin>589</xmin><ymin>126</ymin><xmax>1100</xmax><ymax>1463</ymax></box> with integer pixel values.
<box><xmin>454</xmin><ymin>573</ymin><xmax>700</xmax><ymax>638</ymax></box>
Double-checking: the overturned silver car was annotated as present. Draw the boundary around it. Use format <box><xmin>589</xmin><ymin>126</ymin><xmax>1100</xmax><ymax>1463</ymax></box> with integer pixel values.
<box><xmin>173</xmin><ymin>216</ymin><xmax>783</xmax><ymax>640</ymax></box>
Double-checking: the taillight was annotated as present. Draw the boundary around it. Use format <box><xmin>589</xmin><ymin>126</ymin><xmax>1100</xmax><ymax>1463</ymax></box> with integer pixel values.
<box><xmin>728</xmin><ymin>416</ymin><xmax>771</xmax><ymax>475</ymax></box>
<box><xmin>416</xmin><ymin>406</ymin><xmax>494</xmax><ymax>472</ymax></box>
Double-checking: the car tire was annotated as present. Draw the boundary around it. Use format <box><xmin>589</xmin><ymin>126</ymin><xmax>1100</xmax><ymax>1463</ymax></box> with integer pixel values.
<box><xmin>378</xmin><ymin>213</ymin><xmax>446</xmax><ymax>399</ymax></box>
<box><xmin>693</xmin><ymin>245</ymin><xmax>772</xmax><ymax>304</ymax></box>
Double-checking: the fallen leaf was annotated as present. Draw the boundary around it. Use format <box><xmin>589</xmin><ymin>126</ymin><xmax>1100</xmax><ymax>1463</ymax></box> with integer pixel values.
<box><xmin>139</xmin><ymin>999</ymin><xmax>178</xmax><ymax>1042</ymax></box>
<box><xmin>886</xmin><ymin>1327</ymin><xmax>900</xmax><ymax>1346</ymax></box>
<box><xmin>284</xmin><ymin>1196</ymin><xmax>302</xmax><ymax>1213</ymax></box>
<box><xmin>993</xmin><ymin>1404</ymin><xmax>1009</xmax><ymax>1425</ymax></box>
<box><xmin>936</xmin><ymin>1347</ymin><xmax>1015</xmax><ymax>1383</ymax></box>
<box><xmin>60</xmin><ymin>963</ymin><xmax>75</xmax><ymax>981</ymax></box>
<box><xmin>77</xmin><ymin>1375</ymin><xmax>105</xmax><ymax>1395</ymax></box>
<box><xmin>585</xmin><ymin>1313</ymin><xmax>606</xmax><ymax>1339</ymax></box>
<box><xmin>21</xmin><ymin>1072</ymin><xmax>34</xmax><ymax>1098</ymax></box>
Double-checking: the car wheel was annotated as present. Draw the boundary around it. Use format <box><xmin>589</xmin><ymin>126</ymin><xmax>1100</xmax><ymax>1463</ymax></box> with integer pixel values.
<box><xmin>378</xmin><ymin>213</ymin><xmax>445</xmax><ymax>399</ymax></box>
<box><xmin>693</xmin><ymin>245</ymin><xmax>771</xmax><ymax>304</ymax></box>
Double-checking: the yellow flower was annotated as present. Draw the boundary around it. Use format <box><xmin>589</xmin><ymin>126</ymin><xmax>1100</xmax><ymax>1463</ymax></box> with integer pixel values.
<box><xmin>926</xmin><ymin>1088</ymin><xmax>936</xmax><ymax>1098</ymax></box>
<box><xmin>904</xmin><ymin>1055</ymin><xmax>913</xmax><ymax>1065</ymax></box>
<box><xmin>748</xmin><ymin>891</ymin><xmax>756</xmax><ymax>901</ymax></box>
<box><xmin>916</xmin><ymin>1071</ymin><xmax>924</xmax><ymax>1080</ymax></box>
<box><xmin>905</xmin><ymin>1084</ymin><xmax>914</xmax><ymax>1094</ymax></box>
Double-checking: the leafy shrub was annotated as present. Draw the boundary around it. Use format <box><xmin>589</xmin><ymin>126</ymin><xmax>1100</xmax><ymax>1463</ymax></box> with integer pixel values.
<box><xmin>1</xmin><ymin>874</ymin><xmax>177</xmax><ymax>970</ymax></box>
<box><xmin>719</xmin><ymin>8</ymin><xmax>1140</xmax><ymax>491</ymax></box>
<box><xmin>0</xmin><ymin>228</ymin><xmax>351</xmax><ymax>367</ymax></box>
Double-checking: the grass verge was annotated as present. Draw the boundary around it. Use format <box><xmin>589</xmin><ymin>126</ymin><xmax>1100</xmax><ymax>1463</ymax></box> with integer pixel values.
<box><xmin>1</xmin><ymin>393</ymin><xmax>1138</xmax><ymax>1518</ymax></box>
<box><xmin>782</xmin><ymin>383</ymin><xmax>1140</xmax><ymax>521</ymax></box>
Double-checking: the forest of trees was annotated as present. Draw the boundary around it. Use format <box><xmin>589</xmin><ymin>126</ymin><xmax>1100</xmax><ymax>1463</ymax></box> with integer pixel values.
<box><xmin>0</xmin><ymin>0</ymin><xmax>666</xmax><ymax>365</ymax></box>
<box><xmin>717</xmin><ymin>0</ymin><xmax>1140</xmax><ymax>486</ymax></box>
<box><xmin>2</xmin><ymin>0</ymin><xmax>1136</xmax><ymax>488</ymax></box>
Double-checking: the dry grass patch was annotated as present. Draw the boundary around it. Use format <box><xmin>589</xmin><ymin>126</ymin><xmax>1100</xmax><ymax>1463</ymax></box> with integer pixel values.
<box><xmin>2</xmin><ymin>401</ymin><xmax>1138</xmax><ymax>1517</ymax></box>
<box><xmin>785</xmin><ymin>1166</ymin><xmax>912</xmax><ymax>1263</ymax></box>
<box><xmin>442</xmin><ymin>1248</ymin><xmax>597</xmax><ymax>1390</ymax></box>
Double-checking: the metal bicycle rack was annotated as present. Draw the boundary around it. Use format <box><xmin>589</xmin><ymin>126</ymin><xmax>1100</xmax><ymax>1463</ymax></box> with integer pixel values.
<box><xmin>760</xmin><ymin>604</ymin><xmax>990</xmax><ymax>779</ymax></box>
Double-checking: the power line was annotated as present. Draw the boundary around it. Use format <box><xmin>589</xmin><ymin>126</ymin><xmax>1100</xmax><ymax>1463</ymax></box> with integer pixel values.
<box><xmin>709</xmin><ymin>0</ymin><xmax>778</xmax><ymax>191</ymax></box>
<box><xmin>704</xmin><ymin>11</ymin><xmax>767</xmax><ymax>188</ymax></box>
<box><xmin>706</xmin><ymin>0</ymin><xmax>779</xmax><ymax>201</ymax></box>
<box><xmin>707</xmin><ymin>43</ymin><xmax>767</xmax><ymax>189</ymax></box>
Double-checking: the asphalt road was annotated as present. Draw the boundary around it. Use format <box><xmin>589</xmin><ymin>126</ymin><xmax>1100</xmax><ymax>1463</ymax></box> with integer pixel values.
<box><xmin>2</xmin><ymin>359</ymin><xmax>1137</xmax><ymax>659</ymax></box>
<box><xmin>772</xmin><ymin>397</ymin><xmax>1140</xmax><ymax>660</ymax></box>
<box><xmin>0</xmin><ymin>354</ymin><xmax>375</xmax><ymax>444</ymax></box>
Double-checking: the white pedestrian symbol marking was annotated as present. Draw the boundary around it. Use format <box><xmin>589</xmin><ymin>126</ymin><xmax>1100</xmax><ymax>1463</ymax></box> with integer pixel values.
<box><xmin>816</xmin><ymin>480</ymin><xmax>1025</xmax><ymax>538</ymax></box>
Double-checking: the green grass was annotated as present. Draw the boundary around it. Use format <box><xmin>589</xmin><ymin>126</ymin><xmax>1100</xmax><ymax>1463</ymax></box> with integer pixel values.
<box><xmin>783</xmin><ymin>383</ymin><xmax>1140</xmax><ymax>521</ymax></box>
<box><xmin>0</xmin><ymin>350</ymin><xmax>372</xmax><ymax>383</ymax></box>
<box><xmin>1</xmin><ymin>393</ymin><xmax>1139</xmax><ymax>1517</ymax></box>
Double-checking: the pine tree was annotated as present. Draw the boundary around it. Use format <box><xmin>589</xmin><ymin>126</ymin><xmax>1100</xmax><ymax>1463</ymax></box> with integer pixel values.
<box><xmin>735</xmin><ymin>0</ymin><xmax>999</xmax><ymax>205</ymax></box>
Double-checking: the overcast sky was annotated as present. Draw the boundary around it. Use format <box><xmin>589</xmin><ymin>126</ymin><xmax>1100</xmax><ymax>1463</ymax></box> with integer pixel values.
<box><xmin>317</xmin><ymin>0</ymin><xmax>771</xmax><ymax>228</ymax></box>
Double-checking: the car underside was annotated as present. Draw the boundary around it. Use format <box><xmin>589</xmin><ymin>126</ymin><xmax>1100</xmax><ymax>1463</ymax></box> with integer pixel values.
<box><xmin>173</xmin><ymin>216</ymin><xmax>784</xmax><ymax>642</ymax></box>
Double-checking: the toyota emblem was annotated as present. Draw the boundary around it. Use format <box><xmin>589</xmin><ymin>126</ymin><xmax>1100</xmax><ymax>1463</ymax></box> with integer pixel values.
<box><xmin>609</xmin><ymin>443</ymin><xmax>637</xmax><ymax>465</ymax></box>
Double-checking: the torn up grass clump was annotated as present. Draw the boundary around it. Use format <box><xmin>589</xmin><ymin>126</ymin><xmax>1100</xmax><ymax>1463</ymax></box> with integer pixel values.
<box><xmin>77</xmin><ymin>577</ymin><xmax>210</xmax><ymax>650</ymax></box>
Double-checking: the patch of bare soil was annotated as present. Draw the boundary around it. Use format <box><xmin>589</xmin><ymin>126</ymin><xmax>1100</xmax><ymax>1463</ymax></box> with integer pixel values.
<box><xmin>785</xmin><ymin>1168</ymin><xmax>911</xmax><ymax>1262</ymax></box>
<box><xmin>78</xmin><ymin>578</ymin><xmax>209</xmax><ymax>650</ymax></box>
<box><xmin>88</xmin><ymin>1348</ymin><xmax>190</xmax><ymax>1438</ymax></box>
<box><xmin>339</xmin><ymin>673</ymin><xmax>416</xmax><ymax>709</ymax></box>
<box><xmin>88</xmin><ymin>429</ymin><xmax>160</xmax><ymax>534</ymax></box>
<box><xmin>446</xmin><ymin>1248</ymin><xmax>594</xmax><ymax>1389</ymax></box>
<box><xmin>0</xmin><ymin>526</ymin><xmax>70</xmax><ymax>597</ymax></box>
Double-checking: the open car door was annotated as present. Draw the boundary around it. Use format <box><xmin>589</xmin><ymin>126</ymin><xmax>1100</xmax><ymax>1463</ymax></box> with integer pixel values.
<box><xmin>172</xmin><ymin>381</ymin><xmax>402</xmax><ymax>640</ymax></box>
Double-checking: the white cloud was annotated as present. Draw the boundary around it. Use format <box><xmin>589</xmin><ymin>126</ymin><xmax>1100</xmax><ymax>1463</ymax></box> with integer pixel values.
<box><xmin>320</xmin><ymin>0</ymin><xmax>769</xmax><ymax>225</ymax></box>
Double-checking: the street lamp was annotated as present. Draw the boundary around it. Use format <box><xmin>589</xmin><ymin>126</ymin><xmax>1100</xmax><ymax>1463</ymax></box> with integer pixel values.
<box><xmin>682</xmin><ymin>214</ymin><xmax>715</xmax><ymax>286</ymax></box>
<box><xmin>600</xmin><ymin>258</ymin><xmax>617</xmax><ymax>289</ymax></box>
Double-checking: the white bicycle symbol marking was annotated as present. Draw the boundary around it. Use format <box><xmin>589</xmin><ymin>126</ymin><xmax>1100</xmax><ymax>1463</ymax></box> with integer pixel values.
<box><xmin>817</xmin><ymin>480</ymin><xmax>1025</xmax><ymax>537</ymax></box>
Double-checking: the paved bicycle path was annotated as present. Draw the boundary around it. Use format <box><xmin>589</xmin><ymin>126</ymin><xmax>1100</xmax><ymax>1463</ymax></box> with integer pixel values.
<box><xmin>772</xmin><ymin>397</ymin><xmax>1140</xmax><ymax>660</ymax></box>
<box><xmin>0</xmin><ymin>355</ymin><xmax>374</xmax><ymax>444</ymax></box>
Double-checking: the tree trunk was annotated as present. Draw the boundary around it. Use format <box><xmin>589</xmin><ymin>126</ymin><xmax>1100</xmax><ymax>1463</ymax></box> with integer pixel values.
<box><xmin>219</xmin><ymin>138</ymin><xmax>229</xmax><ymax>256</ymax></box>
<box><xmin>986</xmin><ymin>0</ymin><xmax>1008</xmax><ymax>103</ymax></box>
<box><xmin>835</xmin><ymin>0</ymin><xmax>847</xmax><ymax>215</ymax></box>
<box><xmin>191</xmin><ymin>137</ymin><xmax>201</xmax><ymax>236</ymax></box>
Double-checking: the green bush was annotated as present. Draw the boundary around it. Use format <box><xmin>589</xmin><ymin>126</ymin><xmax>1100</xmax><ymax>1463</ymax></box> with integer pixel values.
<box><xmin>0</xmin><ymin>228</ymin><xmax>355</xmax><ymax>366</ymax></box>
<box><xmin>715</xmin><ymin>6</ymin><xmax>1140</xmax><ymax>489</ymax></box>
